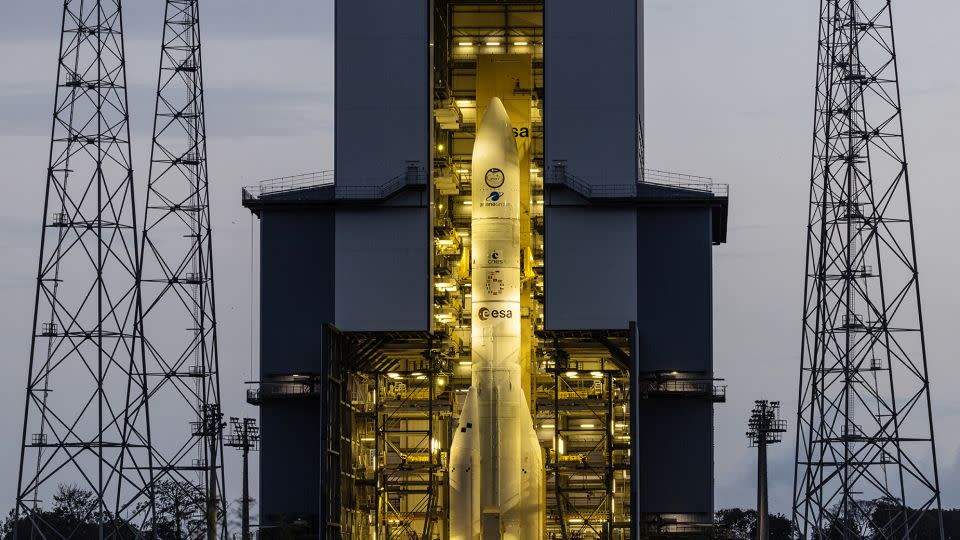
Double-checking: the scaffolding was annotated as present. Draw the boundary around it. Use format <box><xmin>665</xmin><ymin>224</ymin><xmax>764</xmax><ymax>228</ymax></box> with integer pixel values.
<box><xmin>332</xmin><ymin>333</ymin><xmax>456</xmax><ymax>540</ymax></box>
<box><xmin>296</xmin><ymin>327</ymin><xmax>638</xmax><ymax>540</ymax></box>
<box><xmin>541</xmin><ymin>332</ymin><xmax>633</xmax><ymax>540</ymax></box>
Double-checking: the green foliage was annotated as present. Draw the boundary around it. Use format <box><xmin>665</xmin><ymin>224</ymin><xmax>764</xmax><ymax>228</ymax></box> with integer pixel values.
<box><xmin>148</xmin><ymin>480</ymin><xmax>206</xmax><ymax>540</ymax></box>
<box><xmin>718</xmin><ymin>503</ymin><xmax>960</xmax><ymax>540</ymax></box>
<box><xmin>715</xmin><ymin>507</ymin><xmax>799</xmax><ymax>540</ymax></box>
<box><xmin>1</xmin><ymin>484</ymin><xmax>139</xmax><ymax>540</ymax></box>
<box><xmin>2</xmin><ymin>481</ymin><xmax>209</xmax><ymax>540</ymax></box>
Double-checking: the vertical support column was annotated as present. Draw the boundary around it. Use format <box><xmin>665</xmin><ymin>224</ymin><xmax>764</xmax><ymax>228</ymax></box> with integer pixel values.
<box><xmin>758</xmin><ymin>433</ymin><xmax>768</xmax><ymax>540</ymax></box>
<box><xmin>606</xmin><ymin>371</ymin><xmax>615</xmax><ymax>537</ymax></box>
<box><xmin>629</xmin><ymin>322</ymin><xmax>640</xmax><ymax>540</ymax></box>
<box><xmin>322</xmin><ymin>326</ymin><xmax>343</xmax><ymax>539</ymax></box>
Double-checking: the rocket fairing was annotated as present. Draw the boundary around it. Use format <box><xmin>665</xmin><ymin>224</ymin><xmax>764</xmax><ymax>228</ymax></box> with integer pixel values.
<box><xmin>447</xmin><ymin>97</ymin><xmax>543</xmax><ymax>540</ymax></box>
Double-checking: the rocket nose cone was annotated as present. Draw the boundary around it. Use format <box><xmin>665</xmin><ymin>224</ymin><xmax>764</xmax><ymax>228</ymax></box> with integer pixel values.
<box><xmin>483</xmin><ymin>97</ymin><xmax>510</xmax><ymax>128</ymax></box>
<box><xmin>475</xmin><ymin>97</ymin><xmax>517</xmax><ymax>161</ymax></box>
<box><xmin>462</xmin><ymin>386</ymin><xmax>479</xmax><ymax>425</ymax></box>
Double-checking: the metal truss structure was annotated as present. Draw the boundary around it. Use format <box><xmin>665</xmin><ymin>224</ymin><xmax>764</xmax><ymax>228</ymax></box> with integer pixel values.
<box><xmin>14</xmin><ymin>1</ymin><xmax>157</xmax><ymax>537</ymax></box>
<box><xmin>540</xmin><ymin>333</ymin><xmax>632</xmax><ymax>540</ymax></box>
<box><xmin>138</xmin><ymin>0</ymin><xmax>226</xmax><ymax>538</ymax></box>
<box><xmin>328</xmin><ymin>330</ymin><xmax>635</xmax><ymax>540</ymax></box>
<box><xmin>792</xmin><ymin>1</ymin><xmax>944</xmax><ymax>538</ymax></box>
<box><xmin>336</xmin><ymin>332</ymin><xmax>452</xmax><ymax>540</ymax></box>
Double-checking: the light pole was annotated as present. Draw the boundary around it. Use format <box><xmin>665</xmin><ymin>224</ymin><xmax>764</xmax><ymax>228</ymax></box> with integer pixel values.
<box><xmin>226</xmin><ymin>417</ymin><xmax>260</xmax><ymax>540</ymax></box>
<box><xmin>746</xmin><ymin>400</ymin><xmax>786</xmax><ymax>540</ymax></box>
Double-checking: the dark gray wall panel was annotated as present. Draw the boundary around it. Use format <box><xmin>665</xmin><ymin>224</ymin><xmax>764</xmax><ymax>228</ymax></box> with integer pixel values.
<box><xmin>336</xmin><ymin>1</ymin><xmax>429</xmax><ymax>186</ymax></box>
<box><xmin>545</xmin><ymin>0</ymin><xmax>640</xmax><ymax>185</ymax></box>
<box><xmin>544</xmin><ymin>207</ymin><xmax>636</xmax><ymax>329</ymax></box>
<box><xmin>636</xmin><ymin>400</ymin><xmax>713</xmax><ymax>513</ymax></box>
<box><xmin>260</xmin><ymin>210</ymin><xmax>335</xmax><ymax>375</ymax></box>
<box><xmin>335</xmin><ymin>207</ymin><xmax>430</xmax><ymax>331</ymax></box>
<box><xmin>259</xmin><ymin>402</ymin><xmax>322</xmax><ymax>523</ymax></box>
<box><xmin>636</xmin><ymin>208</ymin><xmax>713</xmax><ymax>372</ymax></box>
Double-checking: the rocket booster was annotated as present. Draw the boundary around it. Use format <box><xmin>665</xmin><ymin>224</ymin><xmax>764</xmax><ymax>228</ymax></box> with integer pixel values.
<box><xmin>450</xmin><ymin>387</ymin><xmax>480</xmax><ymax>540</ymax></box>
<box><xmin>448</xmin><ymin>97</ymin><xmax>542</xmax><ymax>540</ymax></box>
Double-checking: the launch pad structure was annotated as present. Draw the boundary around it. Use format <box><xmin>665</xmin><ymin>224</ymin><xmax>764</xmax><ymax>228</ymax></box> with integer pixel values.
<box><xmin>242</xmin><ymin>1</ymin><xmax>728</xmax><ymax>539</ymax></box>
<box><xmin>314</xmin><ymin>329</ymin><xmax>637</xmax><ymax>539</ymax></box>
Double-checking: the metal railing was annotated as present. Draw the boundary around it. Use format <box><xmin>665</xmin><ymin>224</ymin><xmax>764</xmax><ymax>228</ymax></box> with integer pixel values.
<box><xmin>241</xmin><ymin>170</ymin><xmax>335</xmax><ymax>200</ymax></box>
<box><xmin>246</xmin><ymin>381</ymin><xmax>319</xmax><ymax>405</ymax></box>
<box><xmin>335</xmin><ymin>168</ymin><xmax>427</xmax><ymax>200</ymax></box>
<box><xmin>546</xmin><ymin>161</ymin><xmax>728</xmax><ymax>200</ymax></box>
<box><xmin>242</xmin><ymin>163</ymin><xmax>725</xmax><ymax>202</ymax></box>
<box><xmin>642</xmin><ymin>167</ymin><xmax>729</xmax><ymax>198</ymax></box>
<box><xmin>242</xmin><ymin>166</ymin><xmax>428</xmax><ymax>202</ymax></box>
<box><xmin>639</xmin><ymin>379</ymin><xmax>727</xmax><ymax>402</ymax></box>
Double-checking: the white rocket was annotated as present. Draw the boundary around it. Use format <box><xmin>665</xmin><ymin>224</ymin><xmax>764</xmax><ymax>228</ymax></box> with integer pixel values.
<box><xmin>450</xmin><ymin>97</ymin><xmax>543</xmax><ymax>540</ymax></box>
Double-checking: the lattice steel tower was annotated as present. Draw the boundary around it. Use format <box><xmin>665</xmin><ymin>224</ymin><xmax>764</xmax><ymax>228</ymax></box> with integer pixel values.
<box><xmin>14</xmin><ymin>1</ymin><xmax>157</xmax><ymax>537</ymax></box>
<box><xmin>793</xmin><ymin>1</ymin><xmax>944</xmax><ymax>538</ymax></box>
<box><xmin>137</xmin><ymin>0</ymin><xmax>226</xmax><ymax>538</ymax></box>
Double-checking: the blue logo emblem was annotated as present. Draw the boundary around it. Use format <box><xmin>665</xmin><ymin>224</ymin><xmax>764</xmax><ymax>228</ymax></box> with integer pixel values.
<box><xmin>486</xmin><ymin>191</ymin><xmax>503</xmax><ymax>201</ymax></box>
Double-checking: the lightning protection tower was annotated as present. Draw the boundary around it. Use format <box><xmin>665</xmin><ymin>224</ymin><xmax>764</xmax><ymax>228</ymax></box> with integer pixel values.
<box><xmin>137</xmin><ymin>0</ymin><xmax>226</xmax><ymax>538</ymax></box>
<box><xmin>14</xmin><ymin>1</ymin><xmax>157</xmax><ymax>537</ymax></box>
<box><xmin>793</xmin><ymin>1</ymin><xmax>944</xmax><ymax>538</ymax></box>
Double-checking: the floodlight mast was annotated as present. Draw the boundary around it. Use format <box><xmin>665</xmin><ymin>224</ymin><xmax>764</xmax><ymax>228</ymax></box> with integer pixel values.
<box><xmin>226</xmin><ymin>417</ymin><xmax>261</xmax><ymax>540</ymax></box>
<box><xmin>747</xmin><ymin>400</ymin><xmax>786</xmax><ymax>540</ymax></box>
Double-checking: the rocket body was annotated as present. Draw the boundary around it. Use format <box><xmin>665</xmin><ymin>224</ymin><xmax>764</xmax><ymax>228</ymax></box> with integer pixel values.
<box><xmin>448</xmin><ymin>97</ymin><xmax>542</xmax><ymax>540</ymax></box>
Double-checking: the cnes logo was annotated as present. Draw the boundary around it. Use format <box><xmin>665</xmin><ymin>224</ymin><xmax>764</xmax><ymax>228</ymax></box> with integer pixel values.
<box><xmin>477</xmin><ymin>307</ymin><xmax>513</xmax><ymax>321</ymax></box>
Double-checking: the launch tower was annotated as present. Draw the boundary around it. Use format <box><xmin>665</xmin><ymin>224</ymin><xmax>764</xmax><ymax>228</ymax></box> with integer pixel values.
<box><xmin>242</xmin><ymin>1</ymin><xmax>729</xmax><ymax>539</ymax></box>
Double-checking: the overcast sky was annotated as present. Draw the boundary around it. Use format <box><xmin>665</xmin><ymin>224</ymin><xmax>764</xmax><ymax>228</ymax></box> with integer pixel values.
<box><xmin>1</xmin><ymin>0</ymin><xmax>960</xmax><ymax>519</ymax></box>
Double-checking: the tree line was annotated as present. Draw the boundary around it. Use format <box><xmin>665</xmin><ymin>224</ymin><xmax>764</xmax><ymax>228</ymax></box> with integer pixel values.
<box><xmin>2</xmin><ymin>482</ymin><xmax>254</xmax><ymax>540</ymax></box>
<box><xmin>716</xmin><ymin>499</ymin><xmax>960</xmax><ymax>539</ymax></box>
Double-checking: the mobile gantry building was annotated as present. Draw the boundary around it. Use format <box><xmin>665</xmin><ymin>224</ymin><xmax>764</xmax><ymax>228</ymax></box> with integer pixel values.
<box><xmin>242</xmin><ymin>1</ymin><xmax>729</xmax><ymax>539</ymax></box>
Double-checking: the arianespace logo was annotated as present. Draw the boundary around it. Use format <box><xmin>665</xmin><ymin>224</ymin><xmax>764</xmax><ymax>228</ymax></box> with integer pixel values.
<box><xmin>481</xmin><ymin>189</ymin><xmax>509</xmax><ymax>208</ymax></box>
<box><xmin>477</xmin><ymin>307</ymin><xmax>513</xmax><ymax>321</ymax></box>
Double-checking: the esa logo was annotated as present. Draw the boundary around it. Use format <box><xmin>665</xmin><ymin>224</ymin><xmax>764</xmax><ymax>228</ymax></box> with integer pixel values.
<box><xmin>512</xmin><ymin>127</ymin><xmax>530</xmax><ymax>138</ymax></box>
<box><xmin>486</xmin><ymin>191</ymin><xmax>503</xmax><ymax>202</ymax></box>
<box><xmin>477</xmin><ymin>307</ymin><xmax>513</xmax><ymax>321</ymax></box>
